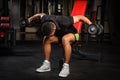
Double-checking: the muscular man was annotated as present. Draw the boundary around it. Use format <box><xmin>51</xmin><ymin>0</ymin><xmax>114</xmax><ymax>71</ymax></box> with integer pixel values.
<box><xmin>28</xmin><ymin>13</ymin><xmax>92</xmax><ymax>77</ymax></box>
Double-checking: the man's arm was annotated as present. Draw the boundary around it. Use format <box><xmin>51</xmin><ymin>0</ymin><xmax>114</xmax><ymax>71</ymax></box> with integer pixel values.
<box><xmin>73</xmin><ymin>15</ymin><xmax>92</xmax><ymax>25</ymax></box>
<box><xmin>28</xmin><ymin>13</ymin><xmax>46</xmax><ymax>23</ymax></box>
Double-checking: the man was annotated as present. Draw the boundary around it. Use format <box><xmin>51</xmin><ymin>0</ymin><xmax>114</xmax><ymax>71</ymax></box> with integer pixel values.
<box><xmin>27</xmin><ymin>13</ymin><xmax>92</xmax><ymax>77</ymax></box>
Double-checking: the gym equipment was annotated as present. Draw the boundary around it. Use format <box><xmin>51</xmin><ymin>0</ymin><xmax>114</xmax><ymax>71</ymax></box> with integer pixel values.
<box><xmin>19</xmin><ymin>18</ymin><xmax>32</xmax><ymax>27</ymax></box>
<box><xmin>0</xmin><ymin>16</ymin><xmax>10</xmax><ymax>22</ymax></box>
<box><xmin>88</xmin><ymin>24</ymin><xmax>103</xmax><ymax>35</ymax></box>
<box><xmin>0</xmin><ymin>16</ymin><xmax>16</xmax><ymax>47</ymax></box>
<box><xmin>0</xmin><ymin>16</ymin><xmax>11</xmax><ymax>30</ymax></box>
<box><xmin>97</xmin><ymin>24</ymin><xmax>104</xmax><ymax>35</ymax></box>
<box><xmin>19</xmin><ymin>17</ymin><xmax>41</xmax><ymax>28</ymax></box>
<box><xmin>72</xmin><ymin>46</ymin><xmax>101</xmax><ymax>62</ymax></box>
<box><xmin>0</xmin><ymin>23</ymin><xmax>11</xmax><ymax>30</ymax></box>
<box><xmin>71</xmin><ymin>0</ymin><xmax>88</xmax><ymax>35</ymax></box>
<box><xmin>0</xmin><ymin>31</ymin><xmax>5</xmax><ymax>38</ymax></box>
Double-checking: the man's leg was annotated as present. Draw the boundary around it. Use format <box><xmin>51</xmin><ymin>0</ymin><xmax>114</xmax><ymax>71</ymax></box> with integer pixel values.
<box><xmin>36</xmin><ymin>36</ymin><xmax>58</xmax><ymax>72</ymax></box>
<box><xmin>43</xmin><ymin>36</ymin><xmax>58</xmax><ymax>61</ymax></box>
<box><xmin>62</xmin><ymin>33</ymin><xmax>75</xmax><ymax>63</ymax></box>
<box><xmin>59</xmin><ymin>33</ymin><xmax>75</xmax><ymax>77</ymax></box>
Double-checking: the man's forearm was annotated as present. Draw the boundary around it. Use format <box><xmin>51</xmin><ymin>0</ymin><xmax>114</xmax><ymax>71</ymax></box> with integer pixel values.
<box><xmin>28</xmin><ymin>14</ymin><xmax>41</xmax><ymax>23</ymax></box>
<box><xmin>80</xmin><ymin>15</ymin><xmax>92</xmax><ymax>25</ymax></box>
<box><xmin>28</xmin><ymin>13</ymin><xmax>46</xmax><ymax>23</ymax></box>
<box><xmin>73</xmin><ymin>15</ymin><xmax>92</xmax><ymax>25</ymax></box>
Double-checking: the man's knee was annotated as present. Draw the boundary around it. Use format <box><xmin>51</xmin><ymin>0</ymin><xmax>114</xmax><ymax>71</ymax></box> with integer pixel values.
<box><xmin>45</xmin><ymin>36</ymin><xmax>58</xmax><ymax>43</ymax></box>
<box><xmin>62</xmin><ymin>34</ymin><xmax>76</xmax><ymax>45</ymax></box>
<box><xmin>62</xmin><ymin>36</ymin><xmax>71</xmax><ymax>46</ymax></box>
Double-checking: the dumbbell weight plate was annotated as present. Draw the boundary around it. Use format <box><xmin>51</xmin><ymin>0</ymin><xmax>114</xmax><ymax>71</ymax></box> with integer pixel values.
<box><xmin>97</xmin><ymin>24</ymin><xmax>104</xmax><ymax>35</ymax></box>
<box><xmin>88</xmin><ymin>24</ymin><xmax>98</xmax><ymax>35</ymax></box>
<box><xmin>19</xmin><ymin>18</ymin><xmax>27</xmax><ymax>27</ymax></box>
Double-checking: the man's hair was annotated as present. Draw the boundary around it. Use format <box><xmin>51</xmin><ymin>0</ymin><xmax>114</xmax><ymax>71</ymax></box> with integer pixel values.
<box><xmin>41</xmin><ymin>22</ymin><xmax>53</xmax><ymax>36</ymax></box>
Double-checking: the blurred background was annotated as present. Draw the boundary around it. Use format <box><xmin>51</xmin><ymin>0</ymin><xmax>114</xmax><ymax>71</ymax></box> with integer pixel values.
<box><xmin>0</xmin><ymin>0</ymin><xmax>119</xmax><ymax>46</ymax></box>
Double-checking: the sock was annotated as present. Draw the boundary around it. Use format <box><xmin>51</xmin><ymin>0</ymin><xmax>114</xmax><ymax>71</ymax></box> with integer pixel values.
<box><xmin>63</xmin><ymin>63</ymin><xmax>69</xmax><ymax>66</ymax></box>
<box><xmin>44</xmin><ymin>60</ymin><xmax>50</xmax><ymax>63</ymax></box>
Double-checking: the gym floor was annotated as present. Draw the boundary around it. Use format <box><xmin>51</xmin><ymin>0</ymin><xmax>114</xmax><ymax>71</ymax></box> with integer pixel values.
<box><xmin>0</xmin><ymin>41</ymin><xmax>120</xmax><ymax>80</ymax></box>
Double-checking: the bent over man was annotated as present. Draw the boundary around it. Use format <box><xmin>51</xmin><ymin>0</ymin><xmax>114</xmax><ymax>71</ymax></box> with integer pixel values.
<box><xmin>27</xmin><ymin>13</ymin><xmax>92</xmax><ymax>77</ymax></box>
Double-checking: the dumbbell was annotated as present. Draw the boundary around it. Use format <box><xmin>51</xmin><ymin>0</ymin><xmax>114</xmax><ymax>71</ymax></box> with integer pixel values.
<box><xmin>0</xmin><ymin>16</ymin><xmax>11</xmax><ymax>30</ymax></box>
<box><xmin>19</xmin><ymin>17</ymin><xmax>41</xmax><ymax>28</ymax></box>
<box><xmin>88</xmin><ymin>24</ymin><xmax>103</xmax><ymax>35</ymax></box>
<box><xmin>19</xmin><ymin>18</ymin><xmax>29</xmax><ymax>27</ymax></box>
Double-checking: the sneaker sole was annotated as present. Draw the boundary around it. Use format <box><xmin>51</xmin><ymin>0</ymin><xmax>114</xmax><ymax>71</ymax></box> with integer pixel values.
<box><xmin>36</xmin><ymin>69</ymin><xmax>51</xmax><ymax>72</ymax></box>
<box><xmin>59</xmin><ymin>73</ymin><xmax>70</xmax><ymax>77</ymax></box>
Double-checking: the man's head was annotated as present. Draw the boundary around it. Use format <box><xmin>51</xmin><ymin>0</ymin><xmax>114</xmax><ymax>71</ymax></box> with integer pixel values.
<box><xmin>41</xmin><ymin>22</ymin><xmax>56</xmax><ymax>36</ymax></box>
